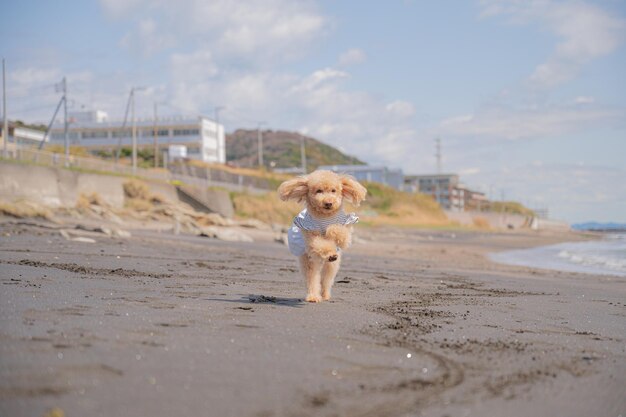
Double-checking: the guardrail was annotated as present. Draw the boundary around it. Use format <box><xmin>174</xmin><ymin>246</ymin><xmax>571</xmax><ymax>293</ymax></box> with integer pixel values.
<box><xmin>1</xmin><ymin>147</ymin><xmax>269</xmax><ymax>194</ymax></box>
<box><xmin>2</xmin><ymin>147</ymin><xmax>170</xmax><ymax>180</ymax></box>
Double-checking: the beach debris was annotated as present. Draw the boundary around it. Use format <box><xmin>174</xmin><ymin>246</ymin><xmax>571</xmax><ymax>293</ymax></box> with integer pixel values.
<box><xmin>237</xmin><ymin>218</ymin><xmax>272</xmax><ymax>230</ymax></box>
<box><xmin>70</xmin><ymin>236</ymin><xmax>96</xmax><ymax>243</ymax></box>
<box><xmin>59</xmin><ymin>224</ymin><xmax>131</xmax><ymax>241</ymax></box>
<box><xmin>248</xmin><ymin>294</ymin><xmax>277</xmax><ymax>303</ymax></box>
<box><xmin>200</xmin><ymin>226</ymin><xmax>254</xmax><ymax>242</ymax></box>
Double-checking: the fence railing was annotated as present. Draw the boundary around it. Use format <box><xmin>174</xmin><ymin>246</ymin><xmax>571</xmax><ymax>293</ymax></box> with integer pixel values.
<box><xmin>2</xmin><ymin>147</ymin><xmax>269</xmax><ymax>194</ymax></box>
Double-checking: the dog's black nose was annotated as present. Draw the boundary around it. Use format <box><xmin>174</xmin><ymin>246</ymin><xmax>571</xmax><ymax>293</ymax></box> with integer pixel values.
<box><xmin>324</xmin><ymin>202</ymin><xmax>333</xmax><ymax>209</ymax></box>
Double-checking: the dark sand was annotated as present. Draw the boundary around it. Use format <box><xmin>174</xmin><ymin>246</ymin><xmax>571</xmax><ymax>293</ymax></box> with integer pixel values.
<box><xmin>1</xmin><ymin>220</ymin><xmax>625</xmax><ymax>417</ymax></box>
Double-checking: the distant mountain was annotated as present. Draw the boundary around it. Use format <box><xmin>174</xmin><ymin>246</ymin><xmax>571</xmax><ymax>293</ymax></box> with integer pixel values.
<box><xmin>226</xmin><ymin>129</ymin><xmax>365</xmax><ymax>171</ymax></box>
<box><xmin>572</xmin><ymin>222</ymin><xmax>626</xmax><ymax>231</ymax></box>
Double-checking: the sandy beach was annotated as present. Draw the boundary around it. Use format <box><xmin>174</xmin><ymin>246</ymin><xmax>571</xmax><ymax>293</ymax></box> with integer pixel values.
<box><xmin>1</xmin><ymin>220</ymin><xmax>625</xmax><ymax>417</ymax></box>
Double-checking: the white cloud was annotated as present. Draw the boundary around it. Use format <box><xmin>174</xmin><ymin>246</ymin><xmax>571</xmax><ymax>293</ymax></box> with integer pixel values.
<box><xmin>338</xmin><ymin>48</ymin><xmax>367</xmax><ymax>66</ymax></box>
<box><xmin>10</xmin><ymin>67</ymin><xmax>61</xmax><ymax>85</ymax></box>
<box><xmin>460</xmin><ymin>167</ymin><xmax>481</xmax><ymax>176</ymax></box>
<box><xmin>480</xmin><ymin>0</ymin><xmax>626</xmax><ymax>88</ymax></box>
<box><xmin>439</xmin><ymin>105</ymin><xmax>623</xmax><ymax>140</ymax></box>
<box><xmin>386</xmin><ymin>101</ymin><xmax>415</xmax><ymax>118</ymax></box>
<box><xmin>104</xmin><ymin>0</ymin><xmax>327</xmax><ymax>60</ymax></box>
<box><xmin>574</xmin><ymin>96</ymin><xmax>595</xmax><ymax>105</ymax></box>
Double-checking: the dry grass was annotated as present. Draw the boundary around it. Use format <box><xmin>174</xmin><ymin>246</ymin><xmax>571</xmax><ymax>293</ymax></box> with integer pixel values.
<box><xmin>0</xmin><ymin>201</ymin><xmax>53</xmax><ymax>220</ymax></box>
<box><xmin>358</xmin><ymin>182</ymin><xmax>451</xmax><ymax>227</ymax></box>
<box><xmin>232</xmin><ymin>192</ymin><xmax>301</xmax><ymax>225</ymax></box>
<box><xmin>232</xmin><ymin>181</ymin><xmax>453</xmax><ymax>228</ymax></box>
<box><xmin>122</xmin><ymin>179</ymin><xmax>167</xmax><ymax>205</ymax></box>
<box><xmin>76</xmin><ymin>192</ymin><xmax>105</xmax><ymax>210</ymax></box>
<box><xmin>125</xmin><ymin>198</ymin><xmax>153</xmax><ymax>212</ymax></box>
<box><xmin>46</xmin><ymin>145</ymin><xmax>91</xmax><ymax>157</ymax></box>
<box><xmin>472</xmin><ymin>216</ymin><xmax>491</xmax><ymax>229</ymax></box>
<box><xmin>123</xmin><ymin>179</ymin><xmax>151</xmax><ymax>199</ymax></box>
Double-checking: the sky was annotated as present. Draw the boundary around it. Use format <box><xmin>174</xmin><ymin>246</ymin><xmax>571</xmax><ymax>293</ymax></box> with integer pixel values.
<box><xmin>1</xmin><ymin>0</ymin><xmax>625</xmax><ymax>223</ymax></box>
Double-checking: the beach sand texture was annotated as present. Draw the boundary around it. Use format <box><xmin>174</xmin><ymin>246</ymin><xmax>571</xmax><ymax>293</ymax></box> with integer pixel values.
<box><xmin>1</xmin><ymin>221</ymin><xmax>625</xmax><ymax>417</ymax></box>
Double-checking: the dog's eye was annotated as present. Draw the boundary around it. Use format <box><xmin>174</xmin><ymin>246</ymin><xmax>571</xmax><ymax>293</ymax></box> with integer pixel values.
<box><xmin>316</xmin><ymin>189</ymin><xmax>323</xmax><ymax>194</ymax></box>
<box><xmin>331</xmin><ymin>189</ymin><xmax>336</xmax><ymax>193</ymax></box>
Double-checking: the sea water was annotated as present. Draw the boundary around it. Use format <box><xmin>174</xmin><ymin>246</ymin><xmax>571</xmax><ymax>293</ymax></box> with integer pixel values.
<box><xmin>490</xmin><ymin>234</ymin><xmax>626</xmax><ymax>277</ymax></box>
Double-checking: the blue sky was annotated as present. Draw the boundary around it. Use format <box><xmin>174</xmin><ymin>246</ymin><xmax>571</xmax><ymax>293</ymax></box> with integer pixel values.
<box><xmin>2</xmin><ymin>0</ymin><xmax>625</xmax><ymax>223</ymax></box>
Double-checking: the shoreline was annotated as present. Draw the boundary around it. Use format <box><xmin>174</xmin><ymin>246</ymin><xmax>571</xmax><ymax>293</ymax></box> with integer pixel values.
<box><xmin>1</xmin><ymin>220</ymin><xmax>624</xmax><ymax>417</ymax></box>
<box><xmin>490</xmin><ymin>233</ymin><xmax>626</xmax><ymax>278</ymax></box>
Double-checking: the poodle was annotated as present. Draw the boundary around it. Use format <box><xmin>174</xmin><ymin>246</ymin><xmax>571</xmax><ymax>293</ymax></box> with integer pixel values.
<box><xmin>278</xmin><ymin>170</ymin><xmax>367</xmax><ymax>303</ymax></box>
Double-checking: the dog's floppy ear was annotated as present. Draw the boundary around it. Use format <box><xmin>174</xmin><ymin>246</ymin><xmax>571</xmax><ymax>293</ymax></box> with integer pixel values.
<box><xmin>340</xmin><ymin>175</ymin><xmax>367</xmax><ymax>207</ymax></box>
<box><xmin>278</xmin><ymin>176</ymin><xmax>309</xmax><ymax>202</ymax></box>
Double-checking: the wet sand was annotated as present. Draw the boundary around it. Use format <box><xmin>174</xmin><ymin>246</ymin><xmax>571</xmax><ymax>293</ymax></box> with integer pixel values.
<box><xmin>1</xmin><ymin>220</ymin><xmax>625</xmax><ymax>417</ymax></box>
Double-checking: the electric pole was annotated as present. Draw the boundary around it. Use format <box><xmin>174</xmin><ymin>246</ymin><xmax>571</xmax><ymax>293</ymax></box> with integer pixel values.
<box><xmin>131</xmin><ymin>89</ymin><xmax>137</xmax><ymax>174</ymax></box>
<box><xmin>153</xmin><ymin>102</ymin><xmax>158</xmax><ymax>168</ymax></box>
<box><xmin>2</xmin><ymin>58</ymin><xmax>7</xmax><ymax>158</ymax></box>
<box><xmin>300</xmin><ymin>133</ymin><xmax>307</xmax><ymax>174</ymax></box>
<box><xmin>62</xmin><ymin>77</ymin><xmax>68</xmax><ymax>163</ymax></box>
<box><xmin>435</xmin><ymin>137</ymin><xmax>442</xmax><ymax>174</ymax></box>
<box><xmin>215</xmin><ymin>106</ymin><xmax>224</xmax><ymax>163</ymax></box>
<box><xmin>257</xmin><ymin>122</ymin><xmax>265</xmax><ymax>169</ymax></box>
<box><xmin>129</xmin><ymin>86</ymin><xmax>146</xmax><ymax>175</ymax></box>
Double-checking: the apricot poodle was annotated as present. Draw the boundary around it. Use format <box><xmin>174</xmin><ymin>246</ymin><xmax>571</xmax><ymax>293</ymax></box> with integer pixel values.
<box><xmin>278</xmin><ymin>170</ymin><xmax>367</xmax><ymax>302</ymax></box>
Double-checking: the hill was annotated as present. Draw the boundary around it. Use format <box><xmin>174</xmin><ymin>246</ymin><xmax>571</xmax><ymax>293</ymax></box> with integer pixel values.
<box><xmin>226</xmin><ymin>129</ymin><xmax>365</xmax><ymax>171</ymax></box>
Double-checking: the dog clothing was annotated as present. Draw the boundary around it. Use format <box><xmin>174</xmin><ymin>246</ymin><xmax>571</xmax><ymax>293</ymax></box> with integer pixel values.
<box><xmin>287</xmin><ymin>208</ymin><xmax>359</xmax><ymax>256</ymax></box>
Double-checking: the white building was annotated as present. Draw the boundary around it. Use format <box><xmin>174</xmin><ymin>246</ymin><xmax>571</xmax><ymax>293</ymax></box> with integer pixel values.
<box><xmin>68</xmin><ymin>110</ymin><xmax>109</xmax><ymax>124</ymax></box>
<box><xmin>49</xmin><ymin>115</ymin><xmax>225</xmax><ymax>164</ymax></box>
<box><xmin>0</xmin><ymin>123</ymin><xmax>47</xmax><ymax>147</ymax></box>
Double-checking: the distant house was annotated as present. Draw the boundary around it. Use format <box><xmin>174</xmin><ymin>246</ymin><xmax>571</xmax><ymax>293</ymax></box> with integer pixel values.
<box><xmin>404</xmin><ymin>174</ymin><xmax>486</xmax><ymax>211</ymax></box>
<box><xmin>49</xmin><ymin>112</ymin><xmax>225</xmax><ymax>164</ymax></box>
<box><xmin>317</xmin><ymin>164</ymin><xmax>404</xmax><ymax>190</ymax></box>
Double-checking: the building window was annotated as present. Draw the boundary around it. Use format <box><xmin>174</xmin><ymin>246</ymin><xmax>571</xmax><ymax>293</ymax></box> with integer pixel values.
<box><xmin>112</xmin><ymin>130</ymin><xmax>131</xmax><ymax>138</ymax></box>
<box><xmin>173</xmin><ymin>128</ymin><xmax>200</xmax><ymax>136</ymax></box>
<box><xmin>81</xmin><ymin>131</ymin><xmax>108</xmax><ymax>139</ymax></box>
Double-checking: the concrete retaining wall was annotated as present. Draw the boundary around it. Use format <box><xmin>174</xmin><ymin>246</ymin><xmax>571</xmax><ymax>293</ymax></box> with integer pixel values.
<box><xmin>0</xmin><ymin>162</ymin><xmax>126</xmax><ymax>208</ymax></box>
<box><xmin>0</xmin><ymin>161</ymin><xmax>235</xmax><ymax>218</ymax></box>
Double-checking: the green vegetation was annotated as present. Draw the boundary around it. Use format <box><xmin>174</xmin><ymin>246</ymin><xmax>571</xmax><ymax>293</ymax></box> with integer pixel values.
<box><xmin>226</xmin><ymin>129</ymin><xmax>365</xmax><ymax>170</ymax></box>
<box><xmin>12</xmin><ymin>120</ymin><xmax>46</xmax><ymax>131</ymax></box>
<box><xmin>489</xmin><ymin>201</ymin><xmax>535</xmax><ymax>217</ymax></box>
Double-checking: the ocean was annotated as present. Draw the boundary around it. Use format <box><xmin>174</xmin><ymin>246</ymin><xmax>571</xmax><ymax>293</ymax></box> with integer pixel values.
<box><xmin>490</xmin><ymin>234</ymin><xmax>626</xmax><ymax>277</ymax></box>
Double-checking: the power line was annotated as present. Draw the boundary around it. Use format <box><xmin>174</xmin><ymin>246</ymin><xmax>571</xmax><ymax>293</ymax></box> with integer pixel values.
<box><xmin>435</xmin><ymin>137</ymin><xmax>442</xmax><ymax>174</ymax></box>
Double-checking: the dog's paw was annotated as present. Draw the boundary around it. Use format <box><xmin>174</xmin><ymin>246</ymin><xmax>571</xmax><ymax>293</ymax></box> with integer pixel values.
<box><xmin>305</xmin><ymin>294</ymin><xmax>322</xmax><ymax>303</ymax></box>
<box><xmin>325</xmin><ymin>224</ymin><xmax>351</xmax><ymax>249</ymax></box>
<box><xmin>328</xmin><ymin>254</ymin><xmax>338</xmax><ymax>262</ymax></box>
<box><xmin>322</xmin><ymin>291</ymin><xmax>331</xmax><ymax>301</ymax></box>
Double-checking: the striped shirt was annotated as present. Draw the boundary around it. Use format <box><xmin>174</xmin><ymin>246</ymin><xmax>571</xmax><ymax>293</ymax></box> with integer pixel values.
<box><xmin>287</xmin><ymin>208</ymin><xmax>359</xmax><ymax>256</ymax></box>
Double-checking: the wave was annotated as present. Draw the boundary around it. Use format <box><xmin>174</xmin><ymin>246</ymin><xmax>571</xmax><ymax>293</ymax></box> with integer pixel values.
<box><xmin>490</xmin><ymin>234</ymin><xmax>626</xmax><ymax>277</ymax></box>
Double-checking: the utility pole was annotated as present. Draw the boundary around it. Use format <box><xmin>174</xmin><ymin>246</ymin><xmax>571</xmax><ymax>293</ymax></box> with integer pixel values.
<box><xmin>215</xmin><ymin>106</ymin><xmax>224</xmax><ymax>163</ymax></box>
<box><xmin>2</xmin><ymin>58</ymin><xmax>7</xmax><ymax>158</ymax></box>
<box><xmin>59</xmin><ymin>77</ymin><xmax>69</xmax><ymax>163</ymax></box>
<box><xmin>435</xmin><ymin>137</ymin><xmax>442</xmax><ymax>174</ymax></box>
<box><xmin>115</xmin><ymin>90</ymin><xmax>133</xmax><ymax>163</ymax></box>
<box><xmin>131</xmin><ymin>89</ymin><xmax>137</xmax><ymax>175</ymax></box>
<box><xmin>153</xmin><ymin>102</ymin><xmax>158</xmax><ymax>168</ymax></box>
<box><xmin>257</xmin><ymin>122</ymin><xmax>265</xmax><ymax>169</ymax></box>
<box><xmin>300</xmin><ymin>133</ymin><xmax>307</xmax><ymax>174</ymax></box>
